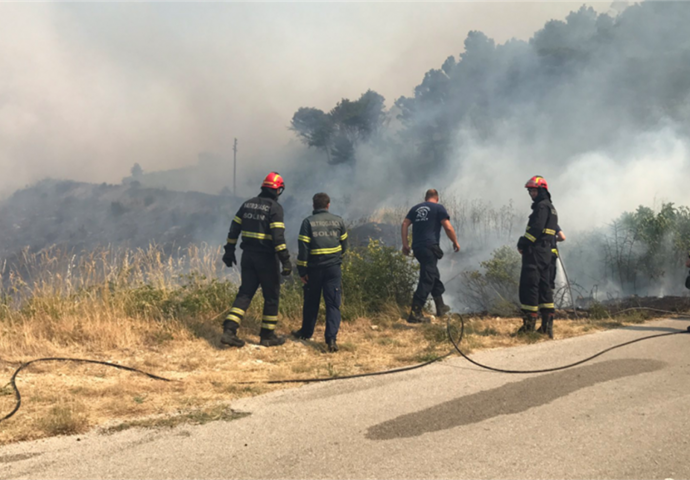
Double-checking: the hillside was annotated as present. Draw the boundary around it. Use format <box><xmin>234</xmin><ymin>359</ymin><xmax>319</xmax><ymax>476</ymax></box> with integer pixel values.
<box><xmin>0</xmin><ymin>180</ymin><xmax>242</xmax><ymax>260</ymax></box>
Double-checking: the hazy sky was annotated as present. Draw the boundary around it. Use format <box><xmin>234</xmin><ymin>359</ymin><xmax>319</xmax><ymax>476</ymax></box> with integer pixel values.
<box><xmin>0</xmin><ymin>1</ymin><xmax>615</xmax><ymax>195</ymax></box>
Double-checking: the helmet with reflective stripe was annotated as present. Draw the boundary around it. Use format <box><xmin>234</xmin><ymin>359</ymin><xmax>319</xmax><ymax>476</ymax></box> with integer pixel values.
<box><xmin>525</xmin><ymin>175</ymin><xmax>548</xmax><ymax>190</ymax></box>
<box><xmin>262</xmin><ymin>172</ymin><xmax>285</xmax><ymax>191</ymax></box>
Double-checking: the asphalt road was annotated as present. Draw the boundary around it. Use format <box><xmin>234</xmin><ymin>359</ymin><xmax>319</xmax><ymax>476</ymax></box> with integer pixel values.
<box><xmin>2</xmin><ymin>318</ymin><xmax>689</xmax><ymax>480</ymax></box>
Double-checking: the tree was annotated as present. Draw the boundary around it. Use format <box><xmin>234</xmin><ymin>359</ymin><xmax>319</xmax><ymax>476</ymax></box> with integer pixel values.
<box><xmin>290</xmin><ymin>90</ymin><xmax>386</xmax><ymax>164</ymax></box>
<box><xmin>131</xmin><ymin>163</ymin><xmax>143</xmax><ymax>178</ymax></box>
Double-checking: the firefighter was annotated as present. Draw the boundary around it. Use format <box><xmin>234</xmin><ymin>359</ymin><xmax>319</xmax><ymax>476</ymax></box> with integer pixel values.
<box><xmin>220</xmin><ymin>172</ymin><xmax>292</xmax><ymax>348</ymax></box>
<box><xmin>517</xmin><ymin>176</ymin><xmax>559</xmax><ymax>338</ymax></box>
<box><xmin>292</xmin><ymin>193</ymin><xmax>348</xmax><ymax>352</ymax></box>
<box><xmin>402</xmin><ymin>189</ymin><xmax>461</xmax><ymax>323</ymax></box>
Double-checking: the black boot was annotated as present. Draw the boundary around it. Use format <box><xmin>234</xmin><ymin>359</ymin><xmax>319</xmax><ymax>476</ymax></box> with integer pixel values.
<box><xmin>327</xmin><ymin>339</ymin><xmax>338</xmax><ymax>353</ymax></box>
<box><xmin>291</xmin><ymin>329</ymin><xmax>310</xmax><ymax>340</ymax></box>
<box><xmin>538</xmin><ymin>311</ymin><xmax>554</xmax><ymax>339</ymax></box>
<box><xmin>220</xmin><ymin>320</ymin><xmax>245</xmax><ymax>348</ymax></box>
<box><xmin>259</xmin><ymin>329</ymin><xmax>286</xmax><ymax>347</ymax></box>
<box><xmin>407</xmin><ymin>303</ymin><xmax>428</xmax><ymax>324</ymax></box>
<box><xmin>516</xmin><ymin>313</ymin><xmax>537</xmax><ymax>335</ymax></box>
<box><xmin>433</xmin><ymin>296</ymin><xmax>451</xmax><ymax>316</ymax></box>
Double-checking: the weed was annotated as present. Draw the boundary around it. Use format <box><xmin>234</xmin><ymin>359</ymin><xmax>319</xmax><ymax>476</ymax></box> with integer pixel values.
<box><xmin>589</xmin><ymin>302</ymin><xmax>610</xmax><ymax>320</ymax></box>
<box><xmin>37</xmin><ymin>402</ymin><xmax>89</xmax><ymax>437</ymax></box>
<box><xmin>421</xmin><ymin>324</ymin><xmax>447</xmax><ymax>344</ymax></box>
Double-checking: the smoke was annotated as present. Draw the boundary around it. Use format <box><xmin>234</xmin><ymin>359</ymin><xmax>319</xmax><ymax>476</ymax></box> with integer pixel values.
<box><xmin>276</xmin><ymin>2</ymin><xmax>690</xmax><ymax>303</ymax></box>
<box><xmin>288</xmin><ymin>2</ymin><xmax>690</xmax><ymax>226</ymax></box>
<box><xmin>0</xmin><ymin>2</ymin><xmax>610</xmax><ymax>197</ymax></box>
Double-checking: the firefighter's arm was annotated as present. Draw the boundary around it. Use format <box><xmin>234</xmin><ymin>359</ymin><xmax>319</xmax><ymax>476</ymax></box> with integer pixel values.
<box><xmin>401</xmin><ymin>218</ymin><xmax>412</xmax><ymax>256</ymax></box>
<box><xmin>441</xmin><ymin>219</ymin><xmax>460</xmax><ymax>252</ymax></box>
<box><xmin>340</xmin><ymin>220</ymin><xmax>348</xmax><ymax>255</ymax></box>
<box><xmin>556</xmin><ymin>230</ymin><xmax>566</xmax><ymax>242</ymax></box>
<box><xmin>226</xmin><ymin>206</ymin><xmax>243</xmax><ymax>252</ymax></box>
<box><xmin>223</xmin><ymin>206</ymin><xmax>243</xmax><ymax>267</ymax></box>
<box><xmin>269</xmin><ymin>204</ymin><xmax>290</xmax><ymax>264</ymax></box>
<box><xmin>297</xmin><ymin>219</ymin><xmax>311</xmax><ymax>278</ymax></box>
<box><xmin>518</xmin><ymin>203</ymin><xmax>549</xmax><ymax>251</ymax></box>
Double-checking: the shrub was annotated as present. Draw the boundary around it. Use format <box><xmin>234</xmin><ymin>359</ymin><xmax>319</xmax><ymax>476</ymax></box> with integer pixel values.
<box><xmin>342</xmin><ymin>239</ymin><xmax>418</xmax><ymax>314</ymax></box>
<box><xmin>459</xmin><ymin>246</ymin><xmax>521</xmax><ymax>315</ymax></box>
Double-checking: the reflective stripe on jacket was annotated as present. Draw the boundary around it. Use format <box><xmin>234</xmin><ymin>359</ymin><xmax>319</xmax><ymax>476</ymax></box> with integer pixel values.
<box><xmin>297</xmin><ymin>209</ymin><xmax>348</xmax><ymax>277</ymax></box>
<box><xmin>226</xmin><ymin>191</ymin><xmax>290</xmax><ymax>261</ymax></box>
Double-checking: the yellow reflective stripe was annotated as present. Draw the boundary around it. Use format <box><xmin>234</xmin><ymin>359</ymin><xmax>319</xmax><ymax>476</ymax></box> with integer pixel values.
<box><xmin>297</xmin><ymin>260</ymin><xmax>308</xmax><ymax>267</ymax></box>
<box><xmin>524</xmin><ymin>233</ymin><xmax>537</xmax><ymax>242</ymax></box>
<box><xmin>242</xmin><ymin>231</ymin><xmax>273</xmax><ymax>240</ymax></box>
<box><xmin>226</xmin><ymin>314</ymin><xmax>242</xmax><ymax>323</ymax></box>
<box><xmin>230</xmin><ymin>307</ymin><xmax>245</xmax><ymax>315</ymax></box>
<box><xmin>310</xmin><ymin>246</ymin><xmax>343</xmax><ymax>255</ymax></box>
<box><xmin>270</xmin><ymin>222</ymin><xmax>285</xmax><ymax>229</ymax></box>
<box><xmin>521</xmin><ymin>304</ymin><xmax>539</xmax><ymax>312</ymax></box>
<box><xmin>340</xmin><ymin>232</ymin><xmax>348</xmax><ymax>241</ymax></box>
<box><xmin>298</xmin><ymin>235</ymin><xmax>311</xmax><ymax>243</ymax></box>
<box><xmin>539</xmin><ymin>303</ymin><xmax>555</xmax><ymax>309</ymax></box>
<box><xmin>543</xmin><ymin>228</ymin><xmax>556</xmax><ymax>235</ymax></box>
<box><xmin>262</xmin><ymin>315</ymin><xmax>278</xmax><ymax>321</ymax></box>
<box><xmin>261</xmin><ymin>322</ymin><xmax>277</xmax><ymax>330</ymax></box>
<box><xmin>233</xmin><ymin>216</ymin><xmax>242</xmax><ymax>225</ymax></box>
<box><xmin>275</xmin><ymin>244</ymin><xmax>287</xmax><ymax>252</ymax></box>
<box><xmin>227</xmin><ymin>238</ymin><xmax>238</xmax><ymax>245</ymax></box>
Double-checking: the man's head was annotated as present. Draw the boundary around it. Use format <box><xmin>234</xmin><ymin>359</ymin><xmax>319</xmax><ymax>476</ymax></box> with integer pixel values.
<box><xmin>261</xmin><ymin>172</ymin><xmax>285</xmax><ymax>196</ymax></box>
<box><xmin>425</xmin><ymin>189</ymin><xmax>439</xmax><ymax>203</ymax></box>
<box><xmin>525</xmin><ymin>176</ymin><xmax>548</xmax><ymax>201</ymax></box>
<box><xmin>313</xmin><ymin>192</ymin><xmax>330</xmax><ymax>210</ymax></box>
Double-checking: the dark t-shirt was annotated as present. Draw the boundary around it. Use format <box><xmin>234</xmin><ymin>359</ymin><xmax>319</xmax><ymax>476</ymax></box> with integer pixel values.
<box><xmin>405</xmin><ymin>201</ymin><xmax>450</xmax><ymax>249</ymax></box>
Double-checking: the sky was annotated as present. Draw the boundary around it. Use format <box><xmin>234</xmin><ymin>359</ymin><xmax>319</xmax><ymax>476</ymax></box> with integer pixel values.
<box><xmin>0</xmin><ymin>1</ymin><xmax>615</xmax><ymax>196</ymax></box>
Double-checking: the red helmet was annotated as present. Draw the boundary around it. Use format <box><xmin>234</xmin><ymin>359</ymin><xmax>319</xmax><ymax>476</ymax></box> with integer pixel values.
<box><xmin>261</xmin><ymin>172</ymin><xmax>285</xmax><ymax>191</ymax></box>
<box><xmin>525</xmin><ymin>175</ymin><xmax>548</xmax><ymax>190</ymax></box>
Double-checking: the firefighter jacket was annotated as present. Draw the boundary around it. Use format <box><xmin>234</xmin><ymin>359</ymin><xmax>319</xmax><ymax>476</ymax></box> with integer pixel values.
<box><xmin>517</xmin><ymin>195</ymin><xmax>559</xmax><ymax>253</ymax></box>
<box><xmin>225</xmin><ymin>190</ymin><xmax>290</xmax><ymax>263</ymax></box>
<box><xmin>297</xmin><ymin>209</ymin><xmax>348</xmax><ymax>277</ymax></box>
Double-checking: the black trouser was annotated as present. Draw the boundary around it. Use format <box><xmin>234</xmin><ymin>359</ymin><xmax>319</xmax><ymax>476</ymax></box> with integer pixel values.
<box><xmin>550</xmin><ymin>253</ymin><xmax>558</xmax><ymax>290</ymax></box>
<box><xmin>301</xmin><ymin>264</ymin><xmax>342</xmax><ymax>342</ymax></box>
<box><xmin>412</xmin><ymin>245</ymin><xmax>445</xmax><ymax>307</ymax></box>
<box><xmin>519</xmin><ymin>245</ymin><xmax>554</xmax><ymax>314</ymax></box>
<box><xmin>225</xmin><ymin>250</ymin><xmax>281</xmax><ymax>333</ymax></box>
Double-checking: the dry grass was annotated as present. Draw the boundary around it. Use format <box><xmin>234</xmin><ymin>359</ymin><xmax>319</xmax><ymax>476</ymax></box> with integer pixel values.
<box><xmin>0</xmin><ymin>244</ymin><xmax>675</xmax><ymax>445</ymax></box>
<box><xmin>0</xmin><ymin>309</ymin><xmax>665</xmax><ymax>445</ymax></box>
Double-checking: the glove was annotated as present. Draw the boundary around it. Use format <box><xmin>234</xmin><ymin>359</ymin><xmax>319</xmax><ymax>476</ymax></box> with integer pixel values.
<box><xmin>222</xmin><ymin>248</ymin><xmax>237</xmax><ymax>267</ymax></box>
<box><xmin>281</xmin><ymin>262</ymin><xmax>292</xmax><ymax>277</ymax></box>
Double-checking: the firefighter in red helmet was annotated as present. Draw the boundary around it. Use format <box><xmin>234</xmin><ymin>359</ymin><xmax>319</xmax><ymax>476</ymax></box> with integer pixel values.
<box><xmin>516</xmin><ymin>175</ymin><xmax>559</xmax><ymax>338</ymax></box>
<box><xmin>220</xmin><ymin>172</ymin><xmax>292</xmax><ymax>348</ymax></box>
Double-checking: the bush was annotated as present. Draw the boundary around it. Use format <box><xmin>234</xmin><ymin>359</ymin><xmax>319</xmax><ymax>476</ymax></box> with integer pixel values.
<box><xmin>342</xmin><ymin>239</ymin><xmax>418</xmax><ymax>314</ymax></box>
<box><xmin>459</xmin><ymin>246</ymin><xmax>521</xmax><ymax>314</ymax></box>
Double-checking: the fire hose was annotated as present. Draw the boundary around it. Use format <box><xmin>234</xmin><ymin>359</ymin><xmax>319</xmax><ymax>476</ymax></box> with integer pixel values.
<box><xmin>2</xmin><ymin>309</ymin><xmax>688</xmax><ymax>425</ymax></box>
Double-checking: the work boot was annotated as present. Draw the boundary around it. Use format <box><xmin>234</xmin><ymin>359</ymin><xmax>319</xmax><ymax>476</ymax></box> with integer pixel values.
<box><xmin>538</xmin><ymin>311</ymin><xmax>554</xmax><ymax>339</ymax></box>
<box><xmin>516</xmin><ymin>313</ymin><xmax>537</xmax><ymax>335</ymax></box>
<box><xmin>291</xmin><ymin>329</ymin><xmax>310</xmax><ymax>340</ymax></box>
<box><xmin>327</xmin><ymin>339</ymin><xmax>339</xmax><ymax>353</ymax></box>
<box><xmin>433</xmin><ymin>296</ymin><xmax>451</xmax><ymax>316</ymax></box>
<box><xmin>407</xmin><ymin>304</ymin><xmax>428</xmax><ymax>324</ymax></box>
<box><xmin>220</xmin><ymin>320</ymin><xmax>245</xmax><ymax>348</ymax></box>
<box><xmin>259</xmin><ymin>330</ymin><xmax>286</xmax><ymax>347</ymax></box>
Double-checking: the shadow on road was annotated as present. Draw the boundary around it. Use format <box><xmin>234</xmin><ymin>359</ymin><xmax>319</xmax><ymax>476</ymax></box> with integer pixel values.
<box><xmin>366</xmin><ymin>358</ymin><xmax>665</xmax><ymax>440</ymax></box>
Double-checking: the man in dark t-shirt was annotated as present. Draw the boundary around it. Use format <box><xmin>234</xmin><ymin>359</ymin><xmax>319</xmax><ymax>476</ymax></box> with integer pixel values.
<box><xmin>401</xmin><ymin>189</ymin><xmax>460</xmax><ymax>323</ymax></box>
